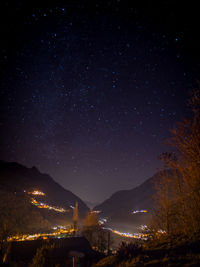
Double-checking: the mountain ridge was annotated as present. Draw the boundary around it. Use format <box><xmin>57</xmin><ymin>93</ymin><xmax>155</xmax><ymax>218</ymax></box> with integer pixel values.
<box><xmin>0</xmin><ymin>160</ymin><xmax>89</xmax><ymax>217</ymax></box>
<box><xmin>94</xmin><ymin>171</ymin><xmax>169</xmax><ymax>224</ymax></box>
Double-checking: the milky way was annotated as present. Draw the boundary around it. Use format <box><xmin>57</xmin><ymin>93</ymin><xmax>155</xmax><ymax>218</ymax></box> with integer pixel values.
<box><xmin>0</xmin><ymin>1</ymin><xmax>199</xmax><ymax>202</ymax></box>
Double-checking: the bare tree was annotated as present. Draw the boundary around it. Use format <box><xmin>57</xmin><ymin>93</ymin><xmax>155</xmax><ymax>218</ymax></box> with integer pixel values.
<box><xmin>151</xmin><ymin>89</ymin><xmax>200</xmax><ymax>238</ymax></box>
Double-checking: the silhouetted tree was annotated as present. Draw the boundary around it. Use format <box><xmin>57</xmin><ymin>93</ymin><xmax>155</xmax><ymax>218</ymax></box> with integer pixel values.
<box><xmin>82</xmin><ymin>211</ymin><xmax>107</xmax><ymax>252</ymax></box>
<box><xmin>82</xmin><ymin>211</ymin><xmax>99</xmax><ymax>248</ymax></box>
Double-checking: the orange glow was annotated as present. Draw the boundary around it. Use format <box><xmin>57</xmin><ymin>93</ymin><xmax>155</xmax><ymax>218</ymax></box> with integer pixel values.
<box><xmin>31</xmin><ymin>198</ymin><xmax>67</xmax><ymax>213</ymax></box>
<box><xmin>7</xmin><ymin>227</ymin><xmax>75</xmax><ymax>242</ymax></box>
<box><xmin>28</xmin><ymin>190</ymin><xmax>45</xmax><ymax>196</ymax></box>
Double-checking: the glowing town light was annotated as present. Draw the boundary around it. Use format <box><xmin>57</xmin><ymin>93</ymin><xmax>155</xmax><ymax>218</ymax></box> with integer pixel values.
<box><xmin>158</xmin><ymin>229</ymin><xmax>166</xmax><ymax>234</ymax></box>
<box><xmin>91</xmin><ymin>210</ymin><xmax>101</xmax><ymax>213</ymax></box>
<box><xmin>28</xmin><ymin>190</ymin><xmax>46</xmax><ymax>196</ymax></box>
<box><xmin>132</xmin><ymin>209</ymin><xmax>148</xmax><ymax>214</ymax></box>
<box><xmin>7</xmin><ymin>227</ymin><xmax>75</xmax><ymax>242</ymax></box>
<box><xmin>102</xmin><ymin>227</ymin><xmax>149</xmax><ymax>240</ymax></box>
<box><xmin>99</xmin><ymin>218</ymin><xmax>107</xmax><ymax>225</ymax></box>
<box><xmin>139</xmin><ymin>224</ymin><xmax>148</xmax><ymax>231</ymax></box>
<box><xmin>31</xmin><ymin>198</ymin><xmax>67</xmax><ymax>213</ymax></box>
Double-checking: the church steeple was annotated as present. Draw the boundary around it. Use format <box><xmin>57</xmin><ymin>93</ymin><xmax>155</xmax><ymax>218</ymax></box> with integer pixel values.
<box><xmin>73</xmin><ymin>201</ymin><xmax>79</xmax><ymax>231</ymax></box>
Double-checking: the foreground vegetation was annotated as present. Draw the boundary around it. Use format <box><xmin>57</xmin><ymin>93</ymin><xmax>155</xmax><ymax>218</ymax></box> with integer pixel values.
<box><xmin>95</xmin><ymin>88</ymin><xmax>200</xmax><ymax>266</ymax></box>
<box><xmin>94</xmin><ymin>235</ymin><xmax>200</xmax><ymax>266</ymax></box>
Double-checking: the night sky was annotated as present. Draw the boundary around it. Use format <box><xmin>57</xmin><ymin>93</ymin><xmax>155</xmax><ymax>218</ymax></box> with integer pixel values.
<box><xmin>0</xmin><ymin>1</ymin><xmax>199</xmax><ymax>203</ymax></box>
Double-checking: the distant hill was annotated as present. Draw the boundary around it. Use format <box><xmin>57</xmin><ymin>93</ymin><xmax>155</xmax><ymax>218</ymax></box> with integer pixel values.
<box><xmin>0</xmin><ymin>160</ymin><xmax>89</xmax><ymax>230</ymax></box>
<box><xmin>94</xmin><ymin>171</ymin><xmax>169</xmax><ymax>229</ymax></box>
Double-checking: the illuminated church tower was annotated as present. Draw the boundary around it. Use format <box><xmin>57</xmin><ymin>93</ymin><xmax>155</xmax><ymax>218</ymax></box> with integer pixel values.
<box><xmin>73</xmin><ymin>201</ymin><xmax>79</xmax><ymax>231</ymax></box>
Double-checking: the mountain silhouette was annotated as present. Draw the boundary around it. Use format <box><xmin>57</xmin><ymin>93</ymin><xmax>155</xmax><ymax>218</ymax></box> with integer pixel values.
<box><xmin>0</xmin><ymin>160</ymin><xmax>89</xmax><ymax>228</ymax></box>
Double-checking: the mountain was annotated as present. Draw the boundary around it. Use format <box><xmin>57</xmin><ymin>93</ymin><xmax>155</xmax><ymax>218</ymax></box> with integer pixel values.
<box><xmin>0</xmin><ymin>160</ymin><xmax>89</xmax><ymax>229</ymax></box>
<box><xmin>94</xmin><ymin>171</ymin><xmax>167</xmax><ymax>230</ymax></box>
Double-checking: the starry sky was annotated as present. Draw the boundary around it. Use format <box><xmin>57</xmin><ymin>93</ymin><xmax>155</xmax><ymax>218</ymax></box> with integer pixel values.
<box><xmin>0</xmin><ymin>1</ymin><xmax>199</xmax><ymax>203</ymax></box>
